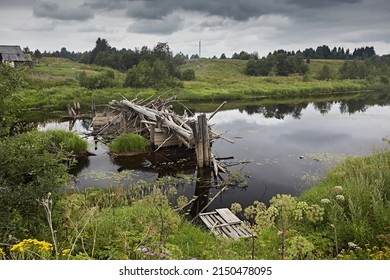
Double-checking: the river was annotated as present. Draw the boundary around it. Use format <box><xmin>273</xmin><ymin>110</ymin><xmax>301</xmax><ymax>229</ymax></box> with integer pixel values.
<box><xmin>36</xmin><ymin>92</ymin><xmax>390</xmax><ymax>212</ymax></box>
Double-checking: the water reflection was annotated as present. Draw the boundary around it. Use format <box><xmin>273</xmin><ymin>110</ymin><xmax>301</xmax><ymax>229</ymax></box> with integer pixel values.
<box><xmin>34</xmin><ymin>92</ymin><xmax>390</xmax><ymax>212</ymax></box>
<box><xmin>232</xmin><ymin>92</ymin><xmax>390</xmax><ymax>120</ymax></box>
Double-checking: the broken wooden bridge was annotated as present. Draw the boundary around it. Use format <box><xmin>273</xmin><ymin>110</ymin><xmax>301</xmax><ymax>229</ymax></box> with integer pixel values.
<box><xmin>90</xmin><ymin>97</ymin><xmax>231</xmax><ymax>172</ymax></box>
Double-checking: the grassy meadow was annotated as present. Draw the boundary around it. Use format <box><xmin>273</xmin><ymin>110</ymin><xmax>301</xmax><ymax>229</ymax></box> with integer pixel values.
<box><xmin>16</xmin><ymin>57</ymin><xmax>377</xmax><ymax>110</ymax></box>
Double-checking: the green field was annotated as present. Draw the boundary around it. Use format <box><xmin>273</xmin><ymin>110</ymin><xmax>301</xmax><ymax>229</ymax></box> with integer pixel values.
<box><xmin>17</xmin><ymin>57</ymin><xmax>378</xmax><ymax>109</ymax></box>
<box><xmin>178</xmin><ymin>58</ymin><xmax>368</xmax><ymax>101</ymax></box>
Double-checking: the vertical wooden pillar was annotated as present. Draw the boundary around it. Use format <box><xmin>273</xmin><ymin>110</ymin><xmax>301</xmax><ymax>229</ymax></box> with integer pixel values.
<box><xmin>91</xmin><ymin>101</ymin><xmax>96</xmax><ymax>118</ymax></box>
<box><xmin>201</xmin><ymin>114</ymin><xmax>211</xmax><ymax>167</ymax></box>
<box><xmin>150</xmin><ymin>124</ymin><xmax>156</xmax><ymax>147</ymax></box>
<box><xmin>192</xmin><ymin>114</ymin><xmax>210</xmax><ymax>168</ymax></box>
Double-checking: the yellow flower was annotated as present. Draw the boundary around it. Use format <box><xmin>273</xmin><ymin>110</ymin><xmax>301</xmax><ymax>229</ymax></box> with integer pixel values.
<box><xmin>0</xmin><ymin>248</ymin><xmax>5</xmax><ymax>256</ymax></box>
<box><xmin>61</xmin><ymin>249</ymin><xmax>71</xmax><ymax>256</ymax></box>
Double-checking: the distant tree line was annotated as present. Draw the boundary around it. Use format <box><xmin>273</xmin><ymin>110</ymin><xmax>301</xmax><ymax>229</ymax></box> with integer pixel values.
<box><xmin>230</xmin><ymin>45</ymin><xmax>376</xmax><ymax>61</ymax></box>
<box><xmin>302</xmin><ymin>45</ymin><xmax>376</xmax><ymax>60</ymax></box>
<box><xmin>34</xmin><ymin>38</ymin><xmax>195</xmax><ymax>89</ymax></box>
<box><xmin>245</xmin><ymin>50</ymin><xmax>308</xmax><ymax>76</ymax></box>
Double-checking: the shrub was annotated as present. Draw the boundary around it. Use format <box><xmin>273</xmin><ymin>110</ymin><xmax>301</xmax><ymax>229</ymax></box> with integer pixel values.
<box><xmin>109</xmin><ymin>133</ymin><xmax>150</xmax><ymax>154</ymax></box>
<box><xmin>45</xmin><ymin>130</ymin><xmax>88</xmax><ymax>154</ymax></box>
<box><xmin>0</xmin><ymin>131</ymin><xmax>71</xmax><ymax>240</ymax></box>
<box><xmin>124</xmin><ymin>60</ymin><xmax>182</xmax><ymax>89</ymax></box>
<box><xmin>180</xmin><ymin>69</ymin><xmax>196</xmax><ymax>81</ymax></box>
<box><xmin>78</xmin><ymin>70</ymin><xmax>115</xmax><ymax>89</ymax></box>
<box><xmin>380</xmin><ymin>76</ymin><xmax>389</xmax><ymax>84</ymax></box>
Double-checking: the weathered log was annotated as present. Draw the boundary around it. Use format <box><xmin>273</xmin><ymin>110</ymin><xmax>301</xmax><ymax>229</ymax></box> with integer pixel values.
<box><xmin>208</xmin><ymin>100</ymin><xmax>227</xmax><ymax>121</ymax></box>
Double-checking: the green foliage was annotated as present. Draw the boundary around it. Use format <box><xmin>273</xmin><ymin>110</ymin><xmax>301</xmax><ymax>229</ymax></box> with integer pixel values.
<box><xmin>233</xmin><ymin>194</ymin><xmax>324</xmax><ymax>259</ymax></box>
<box><xmin>0</xmin><ymin>64</ymin><xmax>24</xmax><ymax>136</ymax></box>
<box><xmin>339</xmin><ymin>60</ymin><xmax>371</xmax><ymax>79</ymax></box>
<box><xmin>317</xmin><ymin>64</ymin><xmax>332</xmax><ymax>80</ymax></box>
<box><xmin>108</xmin><ymin>133</ymin><xmax>150</xmax><ymax>154</ymax></box>
<box><xmin>244</xmin><ymin>51</ymin><xmax>308</xmax><ymax>77</ymax></box>
<box><xmin>0</xmin><ymin>131</ymin><xmax>73</xmax><ymax>240</ymax></box>
<box><xmin>380</xmin><ymin>76</ymin><xmax>389</xmax><ymax>84</ymax></box>
<box><xmin>301</xmin><ymin>149</ymin><xmax>390</xmax><ymax>255</ymax></box>
<box><xmin>124</xmin><ymin>60</ymin><xmax>182</xmax><ymax>89</ymax></box>
<box><xmin>78</xmin><ymin>70</ymin><xmax>115</xmax><ymax>89</ymax></box>
<box><xmin>45</xmin><ymin>130</ymin><xmax>89</xmax><ymax>154</ymax></box>
<box><xmin>180</xmin><ymin>68</ymin><xmax>196</xmax><ymax>81</ymax></box>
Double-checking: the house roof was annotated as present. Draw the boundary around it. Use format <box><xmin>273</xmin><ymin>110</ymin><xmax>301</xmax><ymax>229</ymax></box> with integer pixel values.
<box><xmin>0</xmin><ymin>45</ymin><xmax>32</xmax><ymax>62</ymax></box>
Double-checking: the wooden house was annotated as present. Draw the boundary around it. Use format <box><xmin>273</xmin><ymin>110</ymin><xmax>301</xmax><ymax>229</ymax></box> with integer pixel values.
<box><xmin>0</xmin><ymin>45</ymin><xmax>32</xmax><ymax>67</ymax></box>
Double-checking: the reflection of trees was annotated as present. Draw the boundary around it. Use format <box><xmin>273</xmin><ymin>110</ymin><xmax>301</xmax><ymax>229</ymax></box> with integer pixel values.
<box><xmin>242</xmin><ymin>102</ymin><xmax>308</xmax><ymax>119</ymax></box>
<box><xmin>237</xmin><ymin>93</ymin><xmax>390</xmax><ymax>119</ymax></box>
<box><xmin>339</xmin><ymin>99</ymin><xmax>367</xmax><ymax>114</ymax></box>
<box><xmin>312</xmin><ymin>101</ymin><xmax>333</xmax><ymax>115</ymax></box>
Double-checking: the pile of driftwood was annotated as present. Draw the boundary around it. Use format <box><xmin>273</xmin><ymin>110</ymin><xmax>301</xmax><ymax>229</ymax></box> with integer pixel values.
<box><xmin>91</xmin><ymin>97</ymin><xmax>230</xmax><ymax>174</ymax></box>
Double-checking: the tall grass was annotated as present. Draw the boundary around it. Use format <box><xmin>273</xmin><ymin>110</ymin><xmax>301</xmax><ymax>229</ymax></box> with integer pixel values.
<box><xmin>45</xmin><ymin>130</ymin><xmax>89</xmax><ymax>154</ymax></box>
<box><xmin>108</xmin><ymin>133</ymin><xmax>150</xmax><ymax>154</ymax></box>
<box><xmin>300</xmin><ymin>146</ymin><xmax>390</xmax><ymax>249</ymax></box>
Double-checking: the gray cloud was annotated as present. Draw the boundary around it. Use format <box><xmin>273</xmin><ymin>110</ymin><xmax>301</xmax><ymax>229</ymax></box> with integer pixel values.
<box><xmin>1</xmin><ymin>0</ymin><xmax>389</xmax><ymax>56</ymax></box>
<box><xmin>33</xmin><ymin>2</ymin><xmax>94</xmax><ymax>21</ymax></box>
<box><xmin>127</xmin><ymin>15</ymin><xmax>184</xmax><ymax>35</ymax></box>
<box><xmin>286</xmin><ymin>0</ymin><xmax>361</xmax><ymax>8</ymax></box>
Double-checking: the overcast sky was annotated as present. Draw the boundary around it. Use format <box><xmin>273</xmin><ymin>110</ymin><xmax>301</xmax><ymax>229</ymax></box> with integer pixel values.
<box><xmin>1</xmin><ymin>0</ymin><xmax>390</xmax><ymax>57</ymax></box>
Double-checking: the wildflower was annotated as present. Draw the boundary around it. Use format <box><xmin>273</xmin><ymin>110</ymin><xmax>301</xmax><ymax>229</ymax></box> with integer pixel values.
<box><xmin>321</xmin><ymin>198</ymin><xmax>331</xmax><ymax>204</ymax></box>
<box><xmin>0</xmin><ymin>248</ymin><xmax>5</xmax><ymax>256</ymax></box>
<box><xmin>334</xmin><ymin>186</ymin><xmax>343</xmax><ymax>191</ymax></box>
<box><xmin>336</xmin><ymin>195</ymin><xmax>345</xmax><ymax>201</ymax></box>
<box><xmin>348</xmin><ymin>242</ymin><xmax>358</xmax><ymax>249</ymax></box>
<box><xmin>60</xmin><ymin>249</ymin><xmax>71</xmax><ymax>256</ymax></box>
<box><xmin>230</xmin><ymin>202</ymin><xmax>242</xmax><ymax>214</ymax></box>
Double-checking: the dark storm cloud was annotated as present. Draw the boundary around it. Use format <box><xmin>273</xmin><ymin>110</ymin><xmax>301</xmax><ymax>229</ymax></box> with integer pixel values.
<box><xmin>285</xmin><ymin>0</ymin><xmax>362</xmax><ymax>8</ymax></box>
<box><xmin>127</xmin><ymin>15</ymin><xmax>184</xmax><ymax>35</ymax></box>
<box><xmin>106</xmin><ymin>0</ymin><xmax>273</xmax><ymax>21</ymax></box>
<box><xmin>33</xmin><ymin>2</ymin><xmax>94</xmax><ymax>21</ymax></box>
<box><xmin>89</xmin><ymin>0</ymin><xmax>365</xmax><ymax>21</ymax></box>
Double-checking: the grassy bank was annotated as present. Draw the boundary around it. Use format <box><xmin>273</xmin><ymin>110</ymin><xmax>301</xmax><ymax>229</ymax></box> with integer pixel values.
<box><xmin>16</xmin><ymin>57</ymin><xmax>388</xmax><ymax>110</ymax></box>
<box><xmin>178</xmin><ymin>59</ymin><xmax>370</xmax><ymax>101</ymax></box>
<box><xmin>2</xmin><ymin>143</ymin><xmax>389</xmax><ymax>260</ymax></box>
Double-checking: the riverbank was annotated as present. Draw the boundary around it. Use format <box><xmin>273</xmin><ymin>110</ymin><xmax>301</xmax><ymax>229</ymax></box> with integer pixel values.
<box><xmin>2</xmin><ymin>146</ymin><xmax>388</xmax><ymax>260</ymax></box>
<box><xmin>17</xmin><ymin>57</ymin><xmax>389</xmax><ymax>110</ymax></box>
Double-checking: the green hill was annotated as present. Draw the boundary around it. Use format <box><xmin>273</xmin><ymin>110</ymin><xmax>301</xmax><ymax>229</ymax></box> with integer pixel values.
<box><xmin>178</xmin><ymin>58</ymin><xmax>368</xmax><ymax>101</ymax></box>
<box><xmin>17</xmin><ymin>57</ymin><xmax>372</xmax><ymax>109</ymax></box>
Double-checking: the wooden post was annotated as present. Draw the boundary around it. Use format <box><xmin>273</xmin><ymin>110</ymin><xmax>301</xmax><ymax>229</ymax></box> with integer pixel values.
<box><xmin>201</xmin><ymin>114</ymin><xmax>211</xmax><ymax>167</ymax></box>
<box><xmin>91</xmin><ymin>101</ymin><xmax>96</xmax><ymax>118</ymax></box>
<box><xmin>150</xmin><ymin>124</ymin><xmax>156</xmax><ymax>147</ymax></box>
<box><xmin>193</xmin><ymin>114</ymin><xmax>211</xmax><ymax>168</ymax></box>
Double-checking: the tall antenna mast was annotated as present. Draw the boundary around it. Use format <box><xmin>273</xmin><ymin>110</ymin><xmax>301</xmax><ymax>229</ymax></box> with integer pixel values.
<box><xmin>199</xmin><ymin>40</ymin><xmax>201</xmax><ymax>58</ymax></box>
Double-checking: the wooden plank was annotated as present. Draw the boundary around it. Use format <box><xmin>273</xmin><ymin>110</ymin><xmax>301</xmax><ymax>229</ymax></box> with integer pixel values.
<box><xmin>216</xmin><ymin>208</ymin><xmax>242</xmax><ymax>224</ymax></box>
<box><xmin>213</xmin><ymin>221</ymin><xmax>242</xmax><ymax>228</ymax></box>
<box><xmin>199</xmin><ymin>211</ymin><xmax>217</xmax><ymax>216</ymax></box>
<box><xmin>200</xmin><ymin>209</ymin><xmax>255</xmax><ymax>240</ymax></box>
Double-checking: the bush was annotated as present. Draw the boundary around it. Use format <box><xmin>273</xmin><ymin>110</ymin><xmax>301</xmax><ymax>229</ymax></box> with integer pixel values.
<box><xmin>380</xmin><ymin>76</ymin><xmax>389</xmax><ymax>84</ymax></box>
<box><xmin>180</xmin><ymin>69</ymin><xmax>196</xmax><ymax>81</ymax></box>
<box><xmin>0</xmin><ymin>131</ymin><xmax>72</xmax><ymax>240</ymax></box>
<box><xmin>78</xmin><ymin>70</ymin><xmax>115</xmax><ymax>89</ymax></box>
<box><xmin>109</xmin><ymin>133</ymin><xmax>150</xmax><ymax>154</ymax></box>
<box><xmin>124</xmin><ymin>60</ymin><xmax>182</xmax><ymax>89</ymax></box>
<box><xmin>45</xmin><ymin>130</ymin><xmax>89</xmax><ymax>154</ymax></box>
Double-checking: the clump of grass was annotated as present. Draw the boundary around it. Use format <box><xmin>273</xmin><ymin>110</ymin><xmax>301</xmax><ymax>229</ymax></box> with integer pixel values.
<box><xmin>109</xmin><ymin>133</ymin><xmax>150</xmax><ymax>154</ymax></box>
<box><xmin>45</xmin><ymin>130</ymin><xmax>89</xmax><ymax>154</ymax></box>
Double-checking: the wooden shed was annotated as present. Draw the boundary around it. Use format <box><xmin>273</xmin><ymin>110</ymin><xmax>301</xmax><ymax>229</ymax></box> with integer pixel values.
<box><xmin>0</xmin><ymin>45</ymin><xmax>32</xmax><ymax>67</ymax></box>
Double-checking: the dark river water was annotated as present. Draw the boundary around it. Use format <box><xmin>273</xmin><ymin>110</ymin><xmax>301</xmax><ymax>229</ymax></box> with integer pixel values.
<box><xmin>37</xmin><ymin>92</ymin><xmax>390</xmax><ymax>213</ymax></box>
